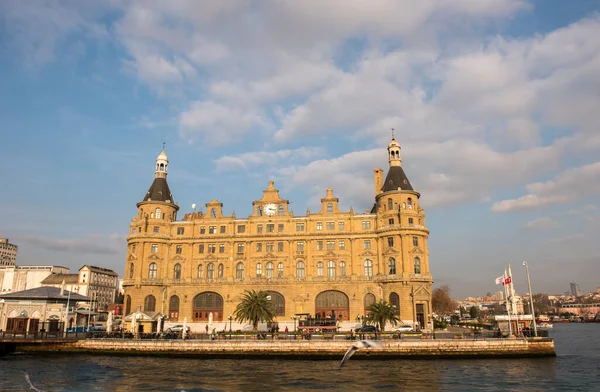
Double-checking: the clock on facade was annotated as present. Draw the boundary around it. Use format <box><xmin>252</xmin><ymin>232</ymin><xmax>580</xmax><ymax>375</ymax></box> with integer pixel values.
<box><xmin>264</xmin><ymin>203</ymin><xmax>277</xmax><ymax>216</ymax></box>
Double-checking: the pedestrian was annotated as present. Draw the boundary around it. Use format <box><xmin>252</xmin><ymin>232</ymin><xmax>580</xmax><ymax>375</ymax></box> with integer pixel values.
<box><xmin>285</xmin><ymin>326</ymin><xmax>289</xmax><ymax>333</ymax></box>
<box><xmin>205</xmin><ymin>325</ymin><xmax>209</xmax><ymax>334</ymax></box>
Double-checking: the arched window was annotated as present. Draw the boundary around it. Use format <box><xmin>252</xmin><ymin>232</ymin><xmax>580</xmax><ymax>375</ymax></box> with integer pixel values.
<box><xmin>125</xmin><ymin>295</ymin><xmax>131</xmax><ymax>315</ymax></box>
<box><xmin>211</xmin><ymin>208</ymin><xmax>216</xmax><ymax>218</ymax></box>
<box><xmin>236</xmin><ymin>262</ymin><xmax>244</xmax><ymax>280</ymax></box>
<box><xmin>364</xmin><ymin>259</ymin><xmax>373</xmax><ymax>277</ymax></box>
<box><xmin>155</xmin><ymin>208</ymin><xmax>161</xmax><ymax>219</ymax></box>
<box><xmin>129</xmin><ymin>263</ymin><xmax>134</xmax><ymax>278</ymax></box>
<box><xmin>193</xmin><ymin>292</ymin><xmax>224</xmax><ymax>321</ymax></box>
<box><xmin>266</xmin><ymin>262</ymin><xmax>274</xmax><ymax>278</ymax></box>
<box><xmin>296</xmin><ymin>261</ymin><xmax>305</xmax><ymax>279</ymax></box>
<box><xmin>339</xmin><ymin>261</ymin><xmax>346</xmax><ymax>277</ymax></box>
<box><xmin>207</xmin><ymin>263</ymin><xmax>215</xmax><ymax>279</ymax></box>
<box><xmin>327</xmin><ymin>203</ymin><xmax>333</xmax><ymax>213</ymax></box>
<box><xmin>218</xmin><ymin>263</ymin><xmax>224</xmax><ymax>278</ymax></box>
<box><xmin>197</xmin><ymin>264</ymin><xmax>203</xmax><ymax>278</ymax></box>
<box><xmin>407</xmin><ymin>198</ymin><xmax>413</xmax><ymax>209</ymax></box>
<box><xmin>327</xmin><ymin>261</ymin><xmax>336</xmax><ymax>277</ymax></box>
<box><xmin>174</xmin><ymin>263</ymin><xmax>181</xmax><ymax>279</ymax></box>
<box><xmin>278</xmin><ymin>262</ymin><xmax>284</xmax><ymax>277</ymax></box>
<box><xmin>148</xmin><ymin>263</ymin><xmax>157</xmax><ymax>279</ymax></box>
<box><xmin>256</xmin><ymin>263</ymin><xmax>263</xmax><ymax>277</ymax></box>
<box><xmin>388</xmin><ymin>258</ymin><xmax>396</xmax><ymax>275</ymax></box>
<box><xmin>169</xmin><ymin>295</ymin><xmax>180</xmax><ymax>321</ymax></box>
<box><xmin>278</xmin><ymin>205</ymin><xmax>284</xmax><ymax>216</ymax></box>
<box><xmin>389</xmin><ymin>292</ymin><xmax>400</xmax><ymax>315</ymax></box>
<box><xmin>257</xmin><ymin>206</ymin><xmax>263</xmax><ymax>216</ymax></box>
<box><xmin>315</xmin><ymin>290</ymin><xmax>349</xmax><ymax>320</ymax></box>
<box><xmin>387</xmin><ymin>198</ymin><xmax>393</xmax><ymax>210</ymax></box>
<box><xmin>265</xmin><ymin>291</ymin><xmax>285</xmax><ymax>316</ymax></box>
<box><xmin>414</xmin><ymin>257</ymin><xmax>421</xmax><ymax>274</ymax></box>
<box><xmin>317</xmin><ymin>261</ymin><xmax>323</xmax><ymax>276</ymax></box>
<box><xmin>364</xmin><ymin>293</ymin><xmax>376</xmax><ymax>314</ymax></box>
<box><xmin>144</xmin><ymin>295</ymin><xmax>156</xmax><ymax>312</ymax></box>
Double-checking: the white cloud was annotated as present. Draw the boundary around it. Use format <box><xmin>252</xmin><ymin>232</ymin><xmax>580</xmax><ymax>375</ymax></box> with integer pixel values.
<box><xmin>214</xmin><ymin>147</ymin><xmax>325</xmax><ymax>172</ymax></box>
<box><xmin>549</xmin><ymin>233</ymin><xmax>586</xmax><ymax>244</ymax></box>
<box><xmin>15</xmin><ymin>234</ymin><xmax>121</xmax><ymax>254</ymax></box>
<box><xmin>524</xmin><ymin>217</ymin><xmax>559</xmax><ymax>230</ymax></box>
<box><xmin>492</xmin><ymin>162</ymin><xmax>600</xmax><ymax>212</ymax></box>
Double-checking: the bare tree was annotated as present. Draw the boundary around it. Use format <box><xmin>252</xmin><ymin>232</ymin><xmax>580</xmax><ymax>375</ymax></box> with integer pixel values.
<box><xmin>432</xmin><ymin>285</ymin><xmax>457</xmax><ymax>316</ymax></box>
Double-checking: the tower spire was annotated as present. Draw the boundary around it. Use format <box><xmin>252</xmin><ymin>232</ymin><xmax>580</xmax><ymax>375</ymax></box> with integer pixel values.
<box><xmin>387</xmin><ymin>137</ymin><xmax>402</xmax><ymax>167</ymax></box>
<box><xmin>155</xmin><ymin>149</ymin><xmax>168</xmax><ymax>179</ymax></box>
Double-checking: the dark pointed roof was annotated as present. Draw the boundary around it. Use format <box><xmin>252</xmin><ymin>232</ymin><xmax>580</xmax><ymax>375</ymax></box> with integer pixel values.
<box><xmin>0</xmin><ymin>286</ymin><xmax>90</xmax><ymax>302</ymax></box>
<box><xmin>143</xmin><ymin>177</ymin><xmax>174</xmax><ymax>203</ymax></box>
<box><xmin>381</xmin><ymin>166</ymin><xmax>414</xmax><ymax>192</ymax></box>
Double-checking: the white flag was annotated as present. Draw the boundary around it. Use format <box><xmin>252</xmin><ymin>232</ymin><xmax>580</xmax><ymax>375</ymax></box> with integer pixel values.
<box><xmin>495</xmin><ymin>276</ymin><xmax>504</xmax><ymax>285</ymax></box>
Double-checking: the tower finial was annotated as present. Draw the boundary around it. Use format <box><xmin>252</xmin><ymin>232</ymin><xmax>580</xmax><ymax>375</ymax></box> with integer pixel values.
<box><xmin>391</xmin><ymin>128</ymin><xmax>395</xmax><ymax>139</ymax></box>
<box><xmin>162</xmin><ymin>141</ymin><xmax>166</xmax><ymax>150</ymax></box>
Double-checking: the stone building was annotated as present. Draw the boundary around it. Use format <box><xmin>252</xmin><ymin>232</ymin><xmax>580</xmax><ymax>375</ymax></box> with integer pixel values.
<box><xmin>123</xmin><ymin>139</ymin><xmax>433</xmax><ymax>331</ymax></box>
<box><xmin>0</xmin><ymin>238</ymin><xmax>18</xmax><ymax>266</ymax></box>
<box><xmin>0</xmin><ymin>265</ymin><xmax>69</xmax><ymax>293</ymax></box>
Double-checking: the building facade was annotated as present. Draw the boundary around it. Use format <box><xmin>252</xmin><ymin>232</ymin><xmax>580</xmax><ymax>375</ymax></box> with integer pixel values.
<box><xmin>123</xmin><ymin>139</ymin><xmax>433</xmax><ymax>330</ymax></box>
<box><xmin>0</xmin><ymin>238</ymin><xmax>18</xmax><ymax>266</ymax></box>
<box><xmin>0</xmin><ymin>265</ymin><xmax>69</xmax><ymax>293</ymax></box>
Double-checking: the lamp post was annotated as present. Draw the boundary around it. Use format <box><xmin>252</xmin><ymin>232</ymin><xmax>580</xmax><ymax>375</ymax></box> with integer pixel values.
<box><xmin>291</xmin><ymin>315</ymin><xmax>297</xmax><ymax>332</ymax></box>
<box><xmin>228</xmin><ymin>314</ymin><xmax>233</xmax><ymax>332</ymax></box>
<box><xmin>523</xmin><ymin>261</ymin><xmax>538</xmax><ymax>337</ymax></box>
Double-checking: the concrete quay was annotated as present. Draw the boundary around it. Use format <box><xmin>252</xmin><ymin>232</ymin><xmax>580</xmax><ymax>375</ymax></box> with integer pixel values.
<box><xmin>16</xmin><ymin>338</ymin><xmax>556</xmax><ymax>359</ymax></box>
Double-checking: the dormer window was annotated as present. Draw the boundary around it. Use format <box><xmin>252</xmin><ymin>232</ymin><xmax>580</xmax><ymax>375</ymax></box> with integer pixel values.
<box><xmin>327</xmin><ymin>203</ymin><xmax>333</xmax><ymax>213</ymax></box>
<box><xmin>258</xmin><ymin>206</ymin><xmax>263</xmax><ymax>216</ymax></box>
<box><xmin>211</xmin><ymin>208</ymin><xmax>216</xmax><ymax>218</ymax></box>
<box><xmin>278</xmin><ymin>205</ymin><xmax>284</xmax><ymax>216</ymax></box>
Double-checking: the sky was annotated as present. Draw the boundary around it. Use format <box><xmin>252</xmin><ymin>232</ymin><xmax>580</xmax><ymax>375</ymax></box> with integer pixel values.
<box><xmin>1</xmin><ymin>0</ymin><xmax>599</xmax><ymax>298</ymax></box>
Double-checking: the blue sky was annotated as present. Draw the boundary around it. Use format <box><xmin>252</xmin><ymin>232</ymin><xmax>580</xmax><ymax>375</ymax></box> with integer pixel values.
<box><xmin>1</xmin><ymin>0</ymin><xmax>599</xmax><ymax>297</ymax></box>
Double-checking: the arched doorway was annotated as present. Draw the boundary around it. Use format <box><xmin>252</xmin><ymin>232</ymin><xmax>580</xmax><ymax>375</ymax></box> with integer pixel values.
<box><xmin>144</xmin><ymin>295</ymin><xmax>156</xmax><ymax>312</ymax></box>
<box><xmin>389</xmin><ymin>292</ymin><xmax>400</xmax><ymax>315</ymax></box>
<box><xmin>193</xmin><ymin>292</ymin><xmax>224</xmax><ymax>321</ymax></box>
<box><xmin>125</xmin><ymin>295</ymin><xmax>131</xmax><ymax>315</ymax></box>
<box><xmin>169</xmin><ymin>295</ymin><xmax>180</xmax><ymax>321</ymax></box>
<box><xmin>315</xmin><ymin>290</ymin><xmax>349</xmax><ymax>320</ymax></box>
<box><xmin>364</xmin><ymin>293</ymin><xmax>376</xmax><ymax>314</ymax></box>
<box><xmin>265</xmin><ymin>291</ymin><xmax>285</xmax><ymax>316</ymax></box>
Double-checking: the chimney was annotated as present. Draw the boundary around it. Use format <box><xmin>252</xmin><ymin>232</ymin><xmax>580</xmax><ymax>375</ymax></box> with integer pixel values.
<box><xmin>373</xmin><ymin>168</ymin><xmax>384</xmax><ymax>196</ymax></box>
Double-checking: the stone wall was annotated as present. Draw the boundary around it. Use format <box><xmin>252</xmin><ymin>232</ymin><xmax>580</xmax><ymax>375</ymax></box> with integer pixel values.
<box><xmin>20</xmin><ymin>338</ymin><xmax>555</xmax><ymax>358</ymax></box>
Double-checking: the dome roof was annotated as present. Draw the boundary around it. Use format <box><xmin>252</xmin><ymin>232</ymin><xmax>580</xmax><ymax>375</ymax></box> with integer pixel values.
<box><xmin>388</xmin><ymin>138</ymin><xmax>400</xmax><ymax>149</ymax></box>
<box><xmin>157</xmin><ymin>150</ymin><xmax>168</xmax><ymax>161</ymax></box>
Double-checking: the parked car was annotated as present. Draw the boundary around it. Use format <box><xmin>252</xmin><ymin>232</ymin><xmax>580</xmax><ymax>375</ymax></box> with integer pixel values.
<box><xmin>92</xmin><ymin>323</ymin><xmax>106</xmax><ymax>332</ymax></box>
<box><xmin>394</xmin><ymin>325</ymin><xmax>413</xmax><ymax>332</ymax></box>
<box><xmin>355</xmin><ymin>325</ymin><xmax>377</xmax><ymax>333</ymax></box>
<box><xmin>166</xmin><ymin>325</ymin><xmax>191</xmax><ymax>333</ymax></box>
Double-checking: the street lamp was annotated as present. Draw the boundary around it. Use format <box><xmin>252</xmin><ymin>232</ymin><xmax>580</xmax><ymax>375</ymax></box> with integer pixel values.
<box><xmin>228</xmin><ymin>314</ymin><xmax>233</xmax><ymax>333</ymax></box>
<box><xmin>523</xmin><ymin>261</ymin><xmax>538</xmax><ymax>337</ymax></box>
<box><xmin>291</xmin><ymin>315</ymin><xmax>297</xmax><ymax>332</ymax></box>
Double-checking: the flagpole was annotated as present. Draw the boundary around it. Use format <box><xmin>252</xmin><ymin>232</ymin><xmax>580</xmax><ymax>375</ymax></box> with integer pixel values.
<box><xmin>508</xmin><ymin>263</ymin><xmax>520</xmax><ymax>337</ymax></box>
<box><xmin>504</xmin><ymin>266</ymin><xmax>513</xmax><ymax>336</ymax></box>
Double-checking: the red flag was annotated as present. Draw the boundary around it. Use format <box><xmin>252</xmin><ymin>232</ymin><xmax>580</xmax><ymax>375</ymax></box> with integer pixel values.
<box><xmin>503</xmin><ymin>276</ymin><xmax>512</xmax><ymax>285</ymax></box>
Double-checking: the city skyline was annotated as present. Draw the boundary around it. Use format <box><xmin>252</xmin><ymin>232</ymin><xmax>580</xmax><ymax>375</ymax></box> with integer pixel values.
<box><xmin>1</xmin><ymin>1</ymin><xmax>599</xmax><ymax>297</ymax></box>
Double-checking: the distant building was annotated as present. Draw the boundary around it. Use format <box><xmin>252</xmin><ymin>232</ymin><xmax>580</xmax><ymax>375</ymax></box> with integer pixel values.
<box><xmin>0</xmin><ymin>265</ymin><xmax>69</xmax><ymax>293</ymax></box>
<box><xmin>495</xmin><ymin>291</ymin><xmax>504</xmax><ymax>301</ymax></box>
<box><xmin>570</xmin><ymin>282</ymin><xmax>584</xmax><ymax>297</ymax></box>
<box><xmin>0</xmin><ymin>238</ymin><xmax>18</xmax><ymax>266</ymax></box>
<box><xmin>40</xmin><ymin>273</ymin><xmax>80</xmax><ymax>293</ymax></box>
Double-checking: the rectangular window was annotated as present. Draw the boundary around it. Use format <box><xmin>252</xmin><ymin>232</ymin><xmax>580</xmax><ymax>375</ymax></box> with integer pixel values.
<box><xmin>199</xmin><ymin>244</ymin><xmax>204</xmax><ymax>253</ymax></box>
<box><xmin>278</xmin><ymin>223</ymin><xmax>284</xmax><ymax>232</ymax></box>
<box><xmin>296</xmin><ymin>223</ymin><xmax>305</xmax><ymax>232</ymax></box>
<box><xmin>316</xmin><ymin>222</ymin><xmax>323</xmax><ymax>231</ymax></box>
<box><xmin>237</xmin><ymin>225</ymin><xmax>246</xmax><ymax>233</ymax></box>
<box><xmin>326</xmin><ymin>241</ymin><xmax>335</xmax><ymax>250</ymax></box>
<box><xmin>219</xmin><ymin>244</ymin><xmax>225</xmax><ymax>253</ymax></box>
<box><xmin>220</xmin><ymin>225</ymin><xmax>226</xmax><ymax>234</ymax></box>
<box><xmin>151</xmin><ymin>244</ymin><xmax>159</xmax><ymax>253</ymax></box>
<box><xmin>176</xmin><ymin>245</ymin><xmax>182</xmax><ymax>254</ymax></box>
<box><xmin>237</xmin><ymin>243</ymin><xmax>244</xmax><ymax>253</ymax></box>
<box><xmin>277</xmin><ymin>242</ymin><xmax>284</xmax><ymax>252</ymax></box>
<box><xmin>266</xmin><ymin>242</ymin><xmax>274</xmax><ymax>252</ymax></box>
<box><xmin>362</xmin><ymin>221</ymin><xmax>371</xmax><ymax>229</ymax></box>
<box><xmin>177</xmin><ymin>227</ymin><xmax>185</xmax><ymax>235</ymax></box>
<box><xmin>339</xmin><ymin>240</ymin><xmax>345</xmax><ymax>250</ymax></box>
<box><xmin>257</xmin><ymin>225</ymin><xmax>263</xmax><ymax>234</ymax></box>
<box><xmin>363</xmin><ymin>240</ymin><xmax>371</xmax><ymax>249</ymax></box>
<box><xmin>266</xmin><ymin>224</ymin><xmax>275</xmax><ymax>233</ymax></box>
<box><xmin>200</xmin><ymin>226</ymin><xmax>206</xmax><ymax>234</ymax></box>
<box><xmin>297</xmin><ymin>242</ymin><xmax>304</xmax><ymax>252</ymax></box>
<box><xmin>208</xmin><ymin>244</ymin><xmax>216</xmax><ymax>253</ymax></box>
<box><xmin>326</xmin><ymin>221</ymin><xmax>335</xmax><ymax>230</ymax></box>
<box><xmin>388</xmin><ymin>237</ymin><xmax>394</xmax><ymax>247</ymax></box>
<box><xmin>153</xmin><ymin>226</ymin><xmax>159</xmax><ymax>233</ymax></box>
<box><xmin>338</xmin><ymin>222</ymin><xmax>345</xmax><ymax>231</ymax></box>
<box><xmin>408</xmin><ymin>218</ymin><xmax>414</xmax><ymax>225</ymax></box>
<box><xmin>256</xmin><ymin>243</ymin><xmax>263</xmax><ymax>252</ymax></box>
<box><xmin>132</xmin><ymin>244</ymin><xmax>136</xmax><ymax>254</ymax></box>
<box><xmin>316</xmin><ymin>241</ymin><xmax>323</xmax><ymax>250</ymax></box>
<box><xmin>388</xmin><ymin>218</ymin><xmax>394</xmax><ymax>225</ymax></box>
<box><xmin>209</xmin><ymin>226</ymin><xmax>216</xmax><ymax>234</ymax></box>
<box><xmin>413</xmin><ymin>236</ymin><xmax>419</xmax><ymax>246</ymax></box>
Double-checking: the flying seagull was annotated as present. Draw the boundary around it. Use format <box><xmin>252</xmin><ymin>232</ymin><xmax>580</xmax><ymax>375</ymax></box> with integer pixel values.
<box><xmin>339</xmin><ymin>340</ymin><xmax>382</xmax><ymax>368</ymax></box>
<box><xmin>24</xmin><ymin>373</ymin><xmax>44</xmax><ymax>392</ymax></box>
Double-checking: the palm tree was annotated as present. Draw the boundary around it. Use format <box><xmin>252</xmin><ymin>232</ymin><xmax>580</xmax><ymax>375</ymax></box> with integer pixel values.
<box><xmin>233</xmin><ymin>290</ymin><xmax>276</xmax><ymax>332</ymax></box>
<box><xmin>366</xmin><ymin>300</ymin><xmax>400</xmax><ymax>331</ymax></box>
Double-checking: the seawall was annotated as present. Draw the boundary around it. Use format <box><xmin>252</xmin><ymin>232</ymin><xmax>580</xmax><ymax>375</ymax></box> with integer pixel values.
<box><xmin>16</xmin><ymin>338</ymin><xmax>556</xmax><ymax>359</ymax></box>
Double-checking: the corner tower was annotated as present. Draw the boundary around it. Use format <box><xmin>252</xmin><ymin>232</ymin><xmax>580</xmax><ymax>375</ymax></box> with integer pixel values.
<box><xmin>136</xmin><ymin>149</ymin><xmax>179</xmax><ymax>224</ymax></box>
